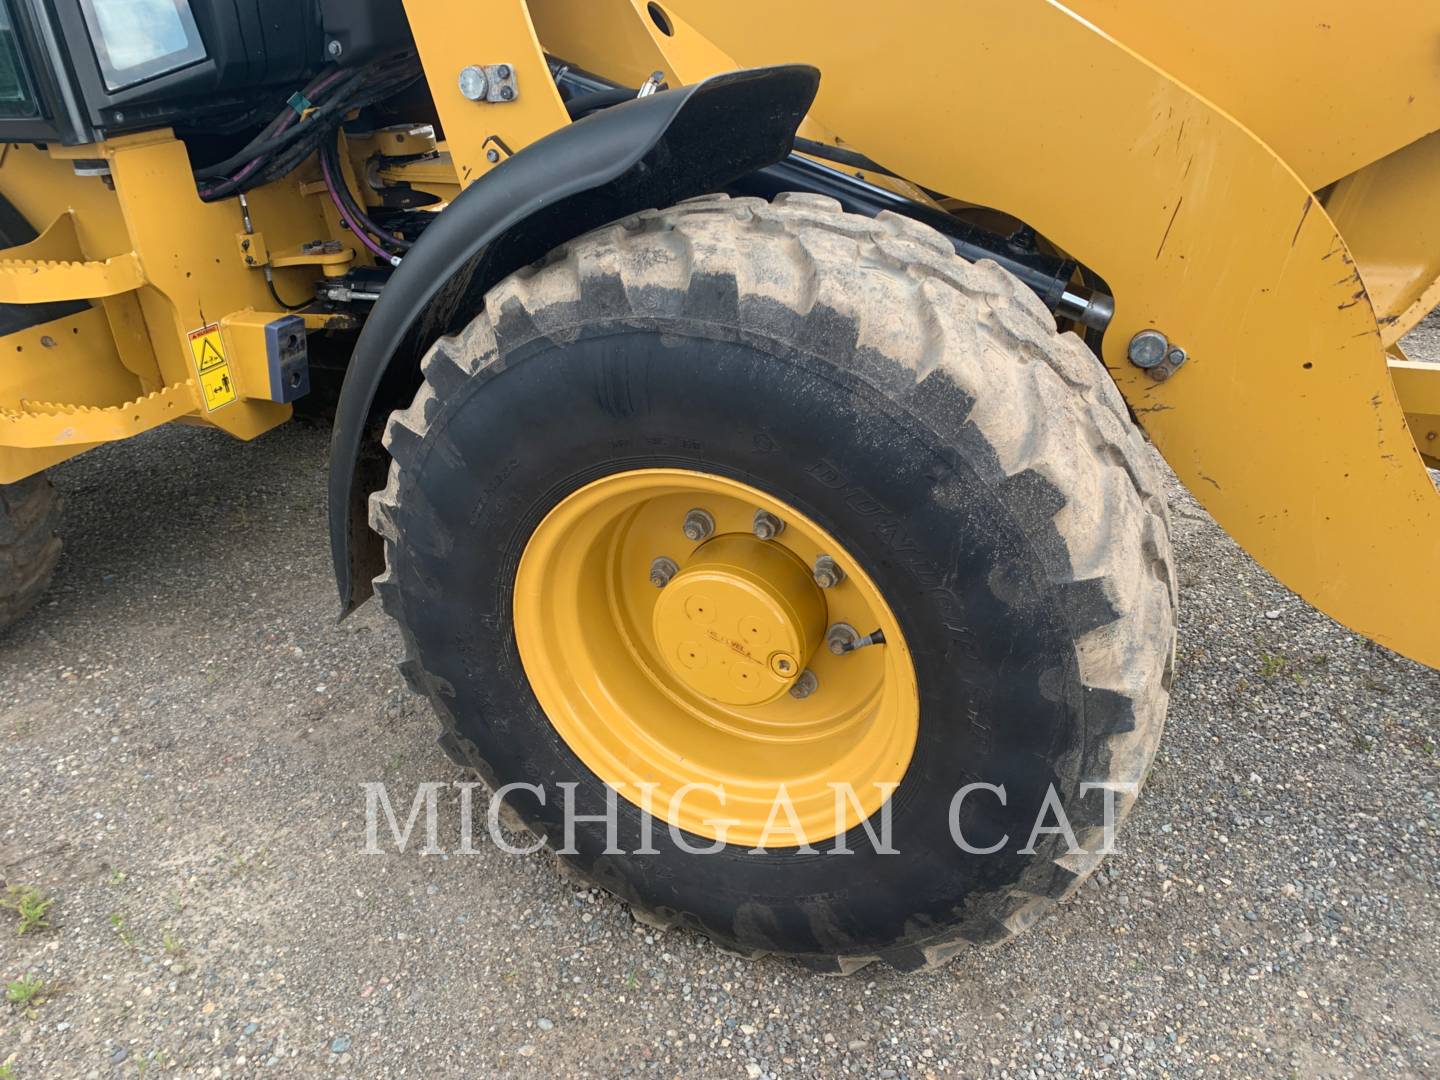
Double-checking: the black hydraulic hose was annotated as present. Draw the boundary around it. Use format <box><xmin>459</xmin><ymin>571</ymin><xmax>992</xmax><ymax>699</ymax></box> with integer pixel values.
<box><xmin>791</xmin><ymin>136</ymin><xmax>902</xmax><ymax>180</ymax></box>
<box><xmin>195</xmin><ymin>70</ymin><xmax>369</xmax><ymax>179</ymax></box>
<box><xmin>266</xmin><ymin>273</ymin><xmax>310</xmax><ymax>311</ymax></box>
<box><xmin>563</xmin><ymin>86</ymin><xmax>636</xmax><ymax>119</ymax></box>
<box><xmin>198</xmin><ymin>62</ymin><xmax>423</xmax><ymax>201</ymax></box>
<box><xmin>197</xmin><ymin>56</ymin><xmax>418</xmax><ymax>183</ymax></box>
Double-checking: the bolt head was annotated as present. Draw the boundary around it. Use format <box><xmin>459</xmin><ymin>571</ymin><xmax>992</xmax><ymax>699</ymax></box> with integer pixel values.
<box><xmin>752</xmin><ymin>509</ymin><xmax>784</xmax><ymax>541</ymax></box>
<box><xmin>768</xmin><ymin>652</ymin><xmax>798</xmax><ymax>678</ymax></box>
<box><xmin>813</xmin><ymin>554</ymin><xmax>844</xmax><ymax>589</ymax></box>
<box><xmin>326</xmin><ymin>39</ymin><xmax>344</xmax><ymax>59</ymax></box>
<box><xmin>682</xmin><ymin>508</ymin><xmax>715</xmax><ymax>543</ymax></box>
<box><xmin>485</xmin><ymin>148</ymin><xmax>500</xmax><ymax>163</ymax></box>
<box><xmin>789</xmin><ymin>670</ymin><xmax>819</xmax><ymax>699</ymax></box>
<box><xmin>826</xmin><ymin>622</ymin><xmax>859</xmax><ymax>656</ymax></box>
<box><xmin>648</xmin><ymin>556</ymin><xmax>679</xmax><ymax>588</ymax></box>
<box><xmin>458</xmin><ymin>65</ymin><xmax>488</xmax><ymax>101</ymax></box>
<box><xmin>500</xmin><ymin>86</ymin><xmax>515</xmax><ymax>102</ymax></box>
<box><xmin>497</xmin><ymin>64</ymin><xmax>512</xmax><ymax>79</ymax></box>
<box><xmin>1127</xmin><ymin>329</ymin><xmax>1169</xmax><ymax>369</ymax></box>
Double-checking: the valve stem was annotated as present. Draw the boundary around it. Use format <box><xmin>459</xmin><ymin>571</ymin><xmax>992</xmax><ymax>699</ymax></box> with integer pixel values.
<box><xmin>839</xmin><ymin>628</ymin><xmax>886</xmax><ymax>653</ymax></box>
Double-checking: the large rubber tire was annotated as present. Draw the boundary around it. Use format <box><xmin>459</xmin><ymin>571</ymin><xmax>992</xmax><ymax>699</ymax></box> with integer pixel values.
<box><xmin>0</xmin><ymin>474</ymin><xmax>62</xmax><ymax>633</ymax></box>
<box><xmin>371</xmin><ymin>193</ymin><xmax>1177</xmax><ymax>972</ymax></box>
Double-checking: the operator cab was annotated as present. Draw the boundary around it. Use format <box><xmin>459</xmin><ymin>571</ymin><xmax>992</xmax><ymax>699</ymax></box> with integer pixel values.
<box><xmin>0</xmin><ymin>0</ymin><xmax>410</xmax><ymax>146</ymax></box>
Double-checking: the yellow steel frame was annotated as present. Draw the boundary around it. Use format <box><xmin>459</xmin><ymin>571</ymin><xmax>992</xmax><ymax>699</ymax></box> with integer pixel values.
<box><xmin>1391</xmin><ymin>359</ymin><xmax>1440</xmax><ymax>471</ymax></box>
<box><xmin>0</xmin><ymin>0</ymin><xmax>1437</xmax><ymax>668</ymax></box>
<box><xmin>404</xmin><ymin>0</ymin><xmax>570</xmax><ymax>186</ymax></box>
<box><xmin>1064</xmin><ymin>1</ymin><xmax>1440</xmax><ymax>192</ymax></box>
<box><xmin>0</xmin><ymin>130</ymin><xmax>376</xmax><ymax>482</ymax></box>
<box><xmin>1325</xmin><ymin>130</ymin><xmax>1440</xmax><ymax>346</ymax></box>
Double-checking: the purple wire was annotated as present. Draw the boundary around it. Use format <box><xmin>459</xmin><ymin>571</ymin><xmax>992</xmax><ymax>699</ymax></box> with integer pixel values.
<box><xmin>319</xmin><ymin>145</ymin><xmax>395</xmax><ymax>263</ymax></box>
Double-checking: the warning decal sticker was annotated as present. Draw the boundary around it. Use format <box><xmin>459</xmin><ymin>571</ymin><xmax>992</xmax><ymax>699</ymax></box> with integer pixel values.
<box><xmin>188</xmin><ymin>323</ymin><xmax>237</xmax><ymax>411</ymax></box>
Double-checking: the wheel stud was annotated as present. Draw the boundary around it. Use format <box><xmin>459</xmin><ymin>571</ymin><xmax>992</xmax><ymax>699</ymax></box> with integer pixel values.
<box><xmin>826</xmin><ymin>622</ymin><xmax>860</xmax><ymax>655</ymax></box>
<box><xmin>752</xmin><ymin>509</ymin><xmax>785</xmax><ymax>540</ymax></box>
<box><xmin>813</xmin><ymin>554</ymin><xmax>844</xmax><ymax>589</ymax></box>
<box><xmin>649</xmin><ymin>556</ymin><xmax>679</xmax><ymax>588</ymax></box>
<box><xmin>789</xmin><ymin>669</ymin><xmax>818</xmax><ymax>699</ymax></box>
<box><xmin>681</xmin><ymin>508</ymin><xmax>715</xmax><ymax>542</ymax></box>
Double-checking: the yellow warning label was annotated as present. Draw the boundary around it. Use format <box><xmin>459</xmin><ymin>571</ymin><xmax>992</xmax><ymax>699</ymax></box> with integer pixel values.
<box><xmin>199</xmin><ymin>365</ymin><xmax>237</xmax><ymax>411</ymax></box>
<box><xmin>188</xmin><ymin>323</ymin><xmax>236</xmax><ymax>410</ymax></box>
<box><xmin>190</xmin><ymin>328</ymin><xmax>225</xmax><ymax>371</ymax></box>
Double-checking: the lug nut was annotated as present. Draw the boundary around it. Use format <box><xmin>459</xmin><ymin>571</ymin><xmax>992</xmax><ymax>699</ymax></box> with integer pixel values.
<box><xmin>813</xmin><ymin>554</ymin><xmax>844</xmax><ymax>589</ymax></box>
<box><xmin>789</xmin><ymin>669</ymin><xmax>818</xmax><ymax>699</ymax></box>
<box><xmin>649</xmin><ymin>556</ymin><xmax>679</xmax><ymax>588</ymax></box>
<box><xmin>752</xmin><ymin>509</ymin><xmax>785</xmax><ymax>541</ymax></box>
<box><xmin>682</xmin><ymin>508</ymin><xmax>715</xmax><ymax>542</ymax></box>
<box><xmin>826</xmin><ymin>622</ymin><xmax>860</xmax><ymax>656</ymax></box>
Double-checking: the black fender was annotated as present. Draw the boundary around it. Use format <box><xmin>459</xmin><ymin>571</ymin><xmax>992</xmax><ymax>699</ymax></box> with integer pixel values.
<box><xmin>328</xmin><ymin>64</ymin><xmax>820</xmax><ymax>613</ymax></box>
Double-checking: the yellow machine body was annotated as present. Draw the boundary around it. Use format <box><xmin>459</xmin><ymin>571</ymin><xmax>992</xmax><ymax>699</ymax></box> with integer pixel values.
<box><xmin>0</xmin><ymin>0</ymin><xmax>1437</xmax><ymax>667</ymax></box>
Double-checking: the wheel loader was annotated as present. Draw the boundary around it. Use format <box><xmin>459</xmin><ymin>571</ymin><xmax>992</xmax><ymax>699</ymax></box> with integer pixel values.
<box><xmin>0</xmin><ymin>0</ymin><xmax>1436</xmax><ymax>972</ymax></box>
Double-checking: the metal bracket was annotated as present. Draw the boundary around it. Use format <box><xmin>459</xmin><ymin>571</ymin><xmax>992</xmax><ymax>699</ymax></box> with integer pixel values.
<box><xmin>457</xmin><ymin>64</ymin><xmax>519</xmax><ymax>103</ymax></box>
<box><xmin>237</xmin><ymin>231</ymin><xmax>270</xmax><ymax>267</ymax></box>
<box><xmin>269</xmin><ymin>240</ymin><xmax>353</xmax><ymax>272</ymax></box>
<box><xmin>1148</xmin><ymin>345</ymin><xmax>1189</xmax><ymax>382</ymax></box>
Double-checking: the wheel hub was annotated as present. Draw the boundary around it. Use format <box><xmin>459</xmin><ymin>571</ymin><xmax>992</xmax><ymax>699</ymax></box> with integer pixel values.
<box><xmin>652</xmin><ymin>534</ymin><xmax>826</xmax><ymax>706</ymax></box>
<box><xmin>512</xmin><ymin>469</ymin><xmax>918</xmax><ymax>846</ymax></box>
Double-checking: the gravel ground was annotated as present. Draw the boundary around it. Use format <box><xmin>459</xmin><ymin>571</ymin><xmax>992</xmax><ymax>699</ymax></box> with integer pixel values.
<box><xmin>2</xmin><ymin>311</ymin><xmax>1438</xmax><ymax>1079</ymax></box>
<box><xmin>1402</xmin><ymin>309</ymin><xmax>1440</xmax><ymax>361</ymax></box>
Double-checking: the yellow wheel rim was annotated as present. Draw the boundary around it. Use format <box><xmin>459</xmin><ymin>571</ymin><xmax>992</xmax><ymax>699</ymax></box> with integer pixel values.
<box><xmin>513</xmin><ymin>469</ymin><xmax>918</xmax><ymax>847</ymax></box>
